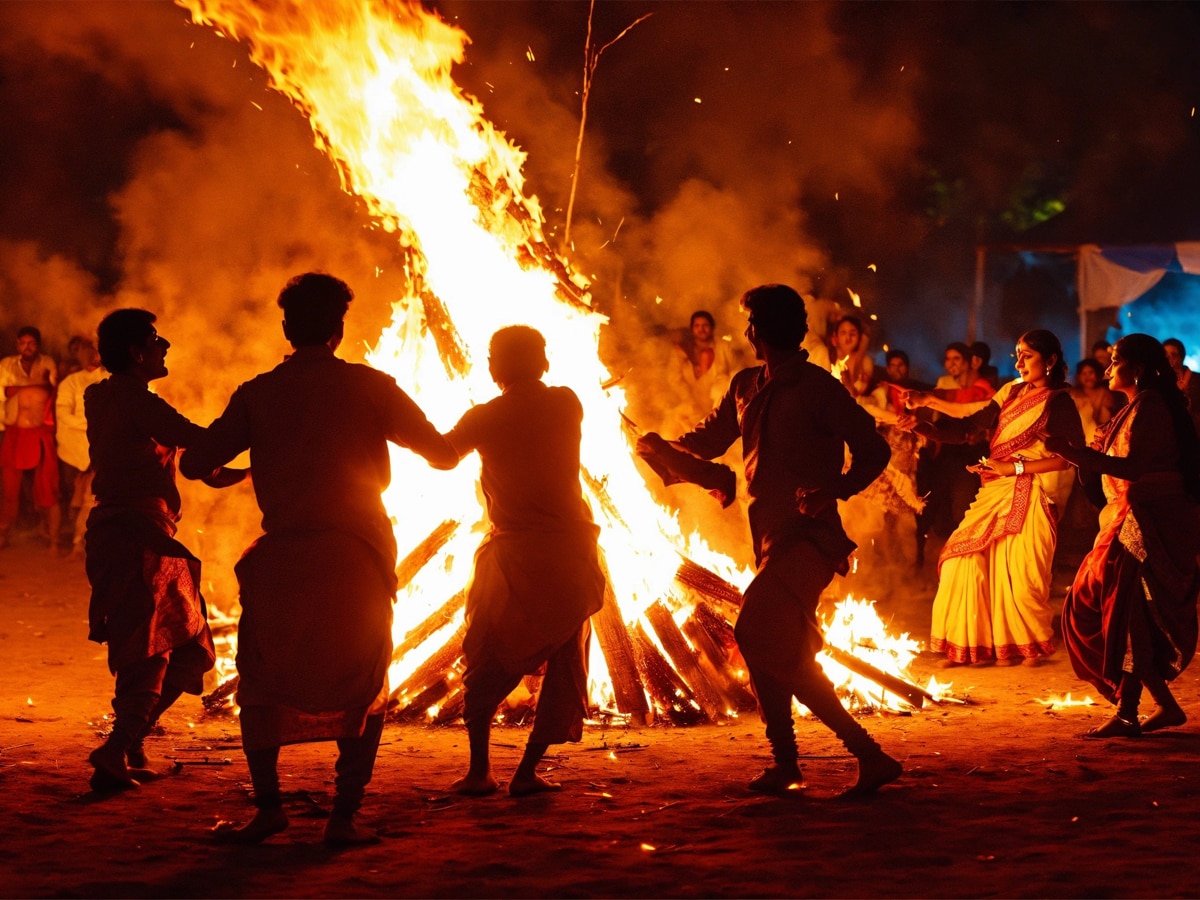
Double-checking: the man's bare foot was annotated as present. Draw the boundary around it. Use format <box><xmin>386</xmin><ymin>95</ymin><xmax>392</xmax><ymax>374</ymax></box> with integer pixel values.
<box><xmin>452</xmin><ymin>771</ymin><xmax>499</xmax><ymax>796</ymax></box>
<box><xmin>839</xmin><ymin>751</ymin><xmax>902</xmax><ymax>798</ymax></box>
<box><xmin>747</xmin><ymin>764</ymin><xmax>804</xmax><ymax>795</ymax></box>
<box><xmin>89</xmin><ymin>743</ymin><xmax>136</xmax><ymax>790</ymax></box>
<box><xmin>509</xmin><ymin>772</ymin><xmax>563</xmax><ymax>797</ymax></box>
<box><xmin>212</xmin><ymin>808</ymin><xmax>289</xmax><ymax>844</ymax></box>
<box><xmin>1085</xmin><ymin>715</ymin><xmax>1140</xmax><ymax>738</ymax></box>
<box><xmin>1141</xmin><ymin>705</ymin><xmax>1187</xmax><ymax>733</ymax></box>
<box><xmin>324</xmin><ymin>814</ymin><xmax>381</xmax><ymax>846</ymax></box>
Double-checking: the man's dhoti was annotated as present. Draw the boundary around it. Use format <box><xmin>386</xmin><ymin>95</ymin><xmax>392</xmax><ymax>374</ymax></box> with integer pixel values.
<box><xmin>462</xmin><ymin>526</ymin><xmax>604</xmax><ymax>743</ymax></box>
<box><xmin>234</xmin><ymin>530</ymin><xmax>395</xmax><ymax>751</ymax></box>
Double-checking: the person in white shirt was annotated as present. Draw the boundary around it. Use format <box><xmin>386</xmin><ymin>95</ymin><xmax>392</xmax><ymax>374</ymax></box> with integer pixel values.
<box><xmin>55</xmin><ymin>338</ymin><xmax>107</xmax><ymax>555</ymax></box>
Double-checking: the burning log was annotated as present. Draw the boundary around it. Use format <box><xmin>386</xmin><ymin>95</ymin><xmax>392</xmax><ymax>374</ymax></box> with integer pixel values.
<box><xmin>692</xmin><ymin>601</ymin><xmax>740</xmax><ymax>658</ymax></box>
<box><xmin>396</xmin><ymin>519</ymin><xmax>460</xmax><ymax>591</ymax></box>
<box><xmin>392</xmin><ymin>677</ymin><xmax>452</xmax><ymax>720</ymax></box>
<box><xmin>202</xmin><ymin>674</ymin><xmax>239</xmax><ymax>712</ymax></box>
<box><xmin>591</xmin><ymin>580</ymin><xmax>651</xmax><ymax>725</ymax></box>
<box><xmin>822</xmin><ymin>645</ymin><xmax>934</xmax><ymax>710</ymax></box>
<box><xmin>406</xmin><ymin>258</ymin><xmax>469</xmax><ymax>379</ymax></box>
<box><xmin>674</xmin><ymin>558</ymin><xmax>744</xmax><ymax>612</ymax></box>
<box><xmin>391</xmin><ymin>622</ymin><xmax>466</xmax><ymax>711</ymax></box>
<box><xmin>391</xmin><ymin>590</ymin><xmax>467</xmax><ymax>663</ymax></box>
<box><xmin>631</xmin><ymin>623</ymin><xmax>706</xmax><ymax>725</ymax></box>
<box><xmin>645</xmin><ymin>601</ymin><xmax>726</xmax><ymax>721</ymax></box>
<box><xmin>681</xmin><ymin>610</ymin><xmax>757</xmax><ymax>711</ymax></box>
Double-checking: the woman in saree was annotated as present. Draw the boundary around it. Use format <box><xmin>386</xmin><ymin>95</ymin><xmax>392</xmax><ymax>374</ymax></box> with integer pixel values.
<box><xmin>901</xmin><ymin>330</ymin><xmax>1084</xmax><ymax>667</ymax></box>
<box><xmin>1048</xmin><ymin>334</ymin><xmax>1200</xmax><ymax>737</ymax></box>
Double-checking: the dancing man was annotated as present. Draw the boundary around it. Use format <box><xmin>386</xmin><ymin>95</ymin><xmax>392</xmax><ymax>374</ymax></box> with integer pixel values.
<box><xmin>638</xmin><ymin>284</ymin><xmax>900</xmax><ymax>795</ymax></box>
<box><xmin>181</xmin><ymin>273</ymin><xmax>456</xmax><ymax>844</ymax></box>
<box><xmin>437</xmin><ymin>326</ymin><xmax>605</xmax><ymax>797</ymax></box>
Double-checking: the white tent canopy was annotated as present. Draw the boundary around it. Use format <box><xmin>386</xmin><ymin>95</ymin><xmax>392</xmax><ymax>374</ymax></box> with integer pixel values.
<box><xmin>1076</xmin><ymin>242</ymin><xmax>1200</xmax><ymax>354</ymax></box>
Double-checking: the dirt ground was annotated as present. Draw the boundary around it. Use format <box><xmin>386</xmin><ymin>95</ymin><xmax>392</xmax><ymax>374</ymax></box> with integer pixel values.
<box><xmin>4</xmin><ymin>532</ymin><xmax>1200</xmax><ymax>899</ymax></box>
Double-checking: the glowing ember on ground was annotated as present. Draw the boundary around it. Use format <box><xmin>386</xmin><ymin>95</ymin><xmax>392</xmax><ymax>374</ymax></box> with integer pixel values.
<box><xmin>1039</xmin><ymin>693</ymin><xmax>1096</xmax><ymax>710</ymax></box>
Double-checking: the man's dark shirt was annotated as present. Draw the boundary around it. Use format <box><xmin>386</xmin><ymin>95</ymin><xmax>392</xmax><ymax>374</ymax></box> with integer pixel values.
<box><xmin>677</xmin><ymin>351</ymin><xmax>889</xmax><ymax>567</ymax></box>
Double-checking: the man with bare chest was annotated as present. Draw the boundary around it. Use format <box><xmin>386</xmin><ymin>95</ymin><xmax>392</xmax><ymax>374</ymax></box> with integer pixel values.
<box><xmin>0</xmin><ymin>327</ymin><xmax>60</xmax><ymax>550</ymax></box>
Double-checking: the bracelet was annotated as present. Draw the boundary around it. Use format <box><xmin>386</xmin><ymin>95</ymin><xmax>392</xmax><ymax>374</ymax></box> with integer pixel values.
<box><xmin>1013</xmin><ymin>457</ymin><xmax>1025</xmax><ymax>476</ymax></box>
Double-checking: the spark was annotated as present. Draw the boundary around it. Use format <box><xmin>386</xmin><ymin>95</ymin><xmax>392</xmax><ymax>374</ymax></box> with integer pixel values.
<box><xmin>526</xmin><ymin>46</ymin><xmax>535</xmax><ymax>62</ymax></box>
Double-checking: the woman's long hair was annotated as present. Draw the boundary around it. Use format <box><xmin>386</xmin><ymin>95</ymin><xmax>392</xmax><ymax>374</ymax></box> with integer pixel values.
<box><xmin>1018</xmin><ymin>329</ymin><xmax>1069</xmax><ymax>388</ymax></box>
<box><xmin>1114</xmin><ymin>333</ymin><xmax>1200</xmax><ymax>501</ymax></box>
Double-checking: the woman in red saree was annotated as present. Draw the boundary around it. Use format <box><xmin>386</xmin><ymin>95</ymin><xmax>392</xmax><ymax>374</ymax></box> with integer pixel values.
<box><xmin>902</xmin><ymin>330</ymin><xmax>1084</xmax><ymax>667</ymax></box>
<box><xmin>1049</xmin><ymin>334</ymin><xmax>1200</xmax><ymax>737</ymax></box>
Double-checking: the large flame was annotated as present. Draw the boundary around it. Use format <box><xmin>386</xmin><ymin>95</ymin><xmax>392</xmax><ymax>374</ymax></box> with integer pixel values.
<box><xmin>181</xmin><ymin>0</ymin><xmax>935</xmax><ymax>720</ymax></box>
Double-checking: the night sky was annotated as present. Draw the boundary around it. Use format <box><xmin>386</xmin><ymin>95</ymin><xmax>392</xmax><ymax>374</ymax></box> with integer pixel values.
<box><xmin>2</xmin><ymin>1</ymin><xmax>1200</xmax><ymax>384</ymax></box>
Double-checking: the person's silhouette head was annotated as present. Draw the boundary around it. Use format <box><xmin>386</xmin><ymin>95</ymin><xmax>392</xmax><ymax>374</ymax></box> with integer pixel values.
<box><xmin>488</xmin><ymin>325</ymin><xmax>548</xmax><ymax>389</ymax></box>
<box><xmin>278</xmin><ymin>273</ymin><xmax>352</xmax><ymax>348</ymax></box>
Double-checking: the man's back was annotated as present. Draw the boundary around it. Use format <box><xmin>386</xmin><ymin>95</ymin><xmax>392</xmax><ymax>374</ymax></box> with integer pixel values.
<box><xmin>448</xmin><ymin>381</ymin><xmax>591</xmax><ymax>535</ymax></box>
<box><xmin>188</xmin><ymin>344</ymin><xmax>441</xmax><ymax>559</ymax></box>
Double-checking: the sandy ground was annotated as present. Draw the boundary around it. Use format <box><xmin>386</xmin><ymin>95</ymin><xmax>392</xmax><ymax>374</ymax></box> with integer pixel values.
<box><xmin>4</xmin><ymin>531</ymin><xmax>1200</xmax><ymax>899</ymax></box>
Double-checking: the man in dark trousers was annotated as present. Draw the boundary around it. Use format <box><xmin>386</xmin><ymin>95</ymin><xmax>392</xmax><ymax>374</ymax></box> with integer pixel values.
<box><xmin>638</xmin><ymin>283</ymin><xmax>901</xmax><ymax>796</ymax></box>
<box><xmin>436</xmin><ymin>326</ymin><xmax>605</xmax><ymax>797</ymax></box>
<box><xmin>180</xmin><ymin>273</ymin><xmax>456</xmax><ymax>844</ymax></box>
<box><xmin>85</xmin><ymin>309</ymin><xmax>244</xmax><ymax>789</ymax></box>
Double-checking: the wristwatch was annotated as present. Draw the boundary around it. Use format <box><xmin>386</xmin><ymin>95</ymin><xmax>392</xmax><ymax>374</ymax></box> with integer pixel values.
<box><xmin>1013</xmin><ymin>456</ymin><xmax>1025</xmax><ymax>476</ymax></box>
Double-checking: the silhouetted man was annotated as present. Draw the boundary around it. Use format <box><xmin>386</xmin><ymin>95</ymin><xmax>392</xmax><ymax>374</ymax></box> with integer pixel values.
<box><xmin>85</xmin><ymin>310</ymin><xmax>243</xmax><ymax>789</ymax></box>
<box><xmin>638</xmin><ymin>284</ymin><xmax>901</xmax><ymax>796</ymax></box>
<box><xmin>437</xmin><ymin>326</ymin><xmax>604</xmax><ymax>797</ymax></box>
<box><xmin>181</xmin><ymin>272</ymin><xmax>456</xmax><ymax>845</ymax></box>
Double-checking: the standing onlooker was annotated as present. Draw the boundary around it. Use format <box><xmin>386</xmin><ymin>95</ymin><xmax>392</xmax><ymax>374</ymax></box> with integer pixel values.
<box><xmin>1051</xmin><ymin>334</ymin><xmax>1200</xmax><ymax>737</ymax></box>
<box><xmin>830</xmin><ymin>315</ymin><xmax>873</xmax><ymax>399</ymax></box>
<box><xmin>921</xmin><ymin>342</ymin><xmax>996</xmax><ymax>550</ymax></box>
<box><xmin>0</xmin><ymin>326</ymin><xmax>59</xmax><ymax>551</ymax></box>
<box><xmin>55</xmin><ymin>338</ymin><xmax>107</xmax><ymax>555</ymax></box>
<box><xmin>438</xmin><ymin>326</ymin><xmax>605</xmax><ymax>797</ymax></box>
<box><xmin>1091</xmin><ymin>339</ymin><xmax>1114</xmax><ymax>376</ymax></box>
<box><xmin>1070</xmin><ymin>359</ymin><xmax>1119</xmax><ymax>446</ymax></box>
<box><xmin>1163</xmin><ymin>338</ymin><xmax>1200</xmax><ymax>442</ymax></box>
<box><xmin>902</xmin><ymin>330</ymin><xmax>1084</xmax><ymax>667</ymax></box>
<box><xmin>180</xmin><ymin>273</ymin><xmax>456</xmax><ymax>845</ymax></box>
<box><xmin>969</xmin><ymin>341</ymin><xmax>1000</xmax><ymax>392</ymax></box>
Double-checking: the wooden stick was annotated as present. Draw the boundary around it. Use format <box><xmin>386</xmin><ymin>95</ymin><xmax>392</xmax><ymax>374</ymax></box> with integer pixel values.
<box><xmin>202</xmin><ymin>674</ymin><xmax>239</xmax><ymax>712</ymax></box>
<box><xmin>391</xmin><ymin>590</ymin><xmax>467</xmax><ymax>663</ymax></box>
<box><xmin>590</xmin><ymin>558</ymin><xmax>651</xmax><ymax>725</ymax></box>
<box><xmin>822</xmin><ymin>645</ymin><xmax>933</xmax><ymax>709</ymax></box>
<box><xmin>681</xmin><ymin>612</ymin><xmax>757</xmax><ymax>711</ymax></box>
<box><xmin>645</xmin><ymin>601</ymin><xmax>724</xmax><ymax>721</ymax></box>
<box><xmin>396</xmin><ymin>519</ymin><xmax>459</xmax><ymax>591</ymax></box>
<box><xmin>631</xmin><ymin>623</ymin><xmax>705</xmax><ymax>725</ymax></box>
<box><xmin>674</xmin><ymin>558</ymin><xmax>745</xmax><ymax>611</ymax></box>
<box><xmin>390</xmin><ymin>622</ymin><xmax>466</xmax><ymax>707</ymax></box>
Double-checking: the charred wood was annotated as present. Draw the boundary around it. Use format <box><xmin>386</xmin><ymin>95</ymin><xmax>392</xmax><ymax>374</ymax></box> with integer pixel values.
<box><xmin>645</xmin><ymin>601</ymin><xmax>725</xmax><ymax>721</ymax></box>
<box><xmin>674</xmin><ymin>558</ymin><xmax>744</xmax><ymax>611</ymax></box>
<box><xmin>631</xmin><ymin>623</ymin><xmax>706</xmax><ymax>725</ymax></box>
<box><xmin>591</xmin><ymin>559</ymin><xmax>651</xmax><ymax>725</ymax></box>
<box><xmin>391</xmin><ymin>622</ymin><xmax>466</xmax><ymax>708</ymax></box>
<box><xmin>823</xmin><ymin>645</ymin><xmax>933</xmax><ymax>709</ymax></box>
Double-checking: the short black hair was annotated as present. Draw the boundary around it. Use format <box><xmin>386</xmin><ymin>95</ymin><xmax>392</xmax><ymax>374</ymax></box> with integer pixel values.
<box><xmin>690</xmin><ymin>310</ymin><xmax>715</xmax><ymax>328</ymax></box>
<box><xmin>740</xmin><ymin>284</ymin><xmax>807</xmax><ymax>351</ymax></box>
<box><xmin>945</xmin><ymin>341</ymin><xmax>970</xmax><ymax>360</ymax></box>
<box><xmin>97</xmin><ymin>309</ymin><xmax>156</xmax><ymax>374</ymax></box>
<box><xmin>1164</xmin><ymin>337</ymin><xmax>1186</xmax><ymax>357</ymax></box>
<box><xmin>16</xmin><ymin>325</ymin><xmax>41</xmax><ymax>345</ymax></box>
<box><xmin>489</xmin><ymin>325</ymin><xmax>548</xmax><ymax>385</ymax></box>
<box><xmin>278</xmin><ymin>272</ymin><xmax>352</xmax><ymax>346</ymax></box>
<box><xmin>886</xmin><ymin>349</ymin><xmax>909</xmax><ymax>366</ymax></box>
<box><xmin>968</xmin><ymin>341</ymin><xmax>991</xmax><ymax>364</ymax></box>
